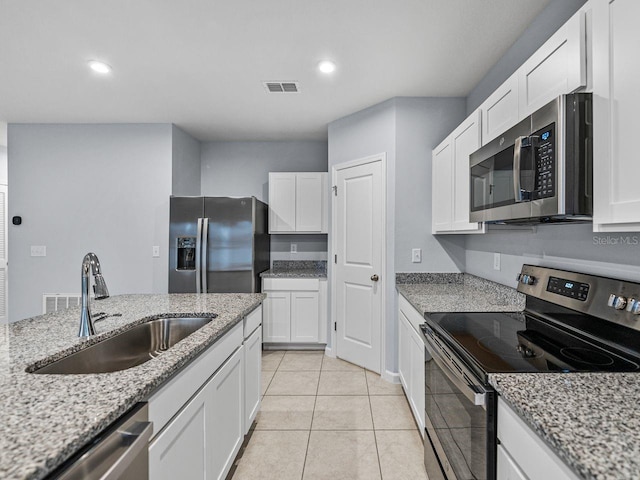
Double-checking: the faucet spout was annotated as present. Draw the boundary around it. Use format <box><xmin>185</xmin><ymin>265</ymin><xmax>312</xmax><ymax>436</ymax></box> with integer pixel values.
<box><xmin>79</xmin><ymin>252</ymin><xmax>110</xmax><ymax>338</ymax></box>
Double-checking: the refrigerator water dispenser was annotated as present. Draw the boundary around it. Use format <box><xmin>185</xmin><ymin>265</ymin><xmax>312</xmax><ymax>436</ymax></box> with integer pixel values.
<box><xmin>176</xmin><ymin>237</ymin><xmax>196</xmax><ymax>270</ymax></box>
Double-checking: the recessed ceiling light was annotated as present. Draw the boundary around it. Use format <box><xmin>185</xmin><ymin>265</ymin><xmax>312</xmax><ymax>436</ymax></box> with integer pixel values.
<box><xmin>318</xmin><ymin>60</ymin><xmax>336</xmax><ymax>74</ymax></box>
<box><xmin>88</xmin><ymin>60</ymin><xmax>112</xmax><ymax>74</ymax></box>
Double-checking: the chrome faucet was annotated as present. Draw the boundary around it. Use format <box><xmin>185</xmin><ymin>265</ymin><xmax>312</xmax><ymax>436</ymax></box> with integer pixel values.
<box><xmin>78</xmin><ymin>252</ymin><xmax>110</xmax><ymax>338</ymax></box>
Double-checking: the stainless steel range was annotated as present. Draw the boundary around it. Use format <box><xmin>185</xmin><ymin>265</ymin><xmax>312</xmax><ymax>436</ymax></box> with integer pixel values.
<box><xmin>420</xmin><ymin>265</ymin><xmax>640</xmax><ymax>480</ymax></box>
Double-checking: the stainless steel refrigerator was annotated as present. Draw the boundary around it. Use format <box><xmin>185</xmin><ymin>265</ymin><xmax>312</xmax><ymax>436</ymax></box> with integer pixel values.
<box><xmin>169</xmin><ymin>196</ymin><xmax>270</xmax><ymax>293</ymax></box>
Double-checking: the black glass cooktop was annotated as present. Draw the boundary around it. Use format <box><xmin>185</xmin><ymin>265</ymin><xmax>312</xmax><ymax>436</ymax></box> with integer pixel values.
<box><xmin>424</xmin><ymin>310</ymin><xmax>640</xmax><ymax>376</ymax></box>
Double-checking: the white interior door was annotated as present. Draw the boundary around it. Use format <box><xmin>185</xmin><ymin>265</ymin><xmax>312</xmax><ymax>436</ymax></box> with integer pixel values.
<box><xmin>334</xmin><ymin>156</ymin><xmax>384</xmax><ymax>372</ymax></box>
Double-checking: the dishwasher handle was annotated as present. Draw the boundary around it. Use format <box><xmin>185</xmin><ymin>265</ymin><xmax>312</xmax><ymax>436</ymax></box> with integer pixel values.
<box><xmin>55</xmin><ymin>404</ymin><xmax>153</xmax><ymax>480</ymax></box>
<box><xmin>103</xmin><ymin>421</ymin><xmax>153</xmax><ymax>479</ymax></box>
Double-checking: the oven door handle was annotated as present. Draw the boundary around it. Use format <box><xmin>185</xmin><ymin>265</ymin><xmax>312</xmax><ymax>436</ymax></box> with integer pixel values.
<box><xmin>422</xmin><ymin>328</ymin><xmax>487</xmax><ymax>408</ymax></box>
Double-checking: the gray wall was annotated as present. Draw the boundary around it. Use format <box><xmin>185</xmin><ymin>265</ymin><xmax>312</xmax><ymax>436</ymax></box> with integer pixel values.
<box><xmin>8</xmin><ymin>124</ymin><xmax>172</xmax><ymax>322</ymax></box>
<box><xmin>394</xmin><ymin>97</ymin><xmax>466</xmax><ymax>272</ymax></box>
<box><xmin>171</xmin><ymin>125</ymin><xmax>201</xmax><ymax>196</ymax></box>
<box><xmin>201</xmin><ymin>140</ymin><xmax>329</xmax><ymax>263</ymax></box>
<box><xmin>0</xmin><ymin>146</ymin><xmax>7</xmax><ymax>185</ymax></box>
<box><xmin>328</xmin><ymin>97</ymin><xmax>467</xmax><ymax>376</ymax></box>
<box><xmin>466</xmin><ymin>0</ymin><xmax>587</xmax><ymax>114</ymax></box>
<box><xmin>464</xmin><ymin>0</ymin><xmax>640</xmax><ymax>285</ymax></box>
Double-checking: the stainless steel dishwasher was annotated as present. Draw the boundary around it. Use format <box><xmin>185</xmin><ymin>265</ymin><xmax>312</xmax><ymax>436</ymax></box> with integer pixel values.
<box><xmin>48</xmin><ymin>403</ymin><xmax>153</xmax><ymax>480</ymax></box>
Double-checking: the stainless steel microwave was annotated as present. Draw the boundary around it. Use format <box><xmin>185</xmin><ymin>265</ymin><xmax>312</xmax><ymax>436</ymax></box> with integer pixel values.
<box><xmin>469</xmin><ymin>93</ymin><xmax>592</xmax><ymax>224</ymax></box>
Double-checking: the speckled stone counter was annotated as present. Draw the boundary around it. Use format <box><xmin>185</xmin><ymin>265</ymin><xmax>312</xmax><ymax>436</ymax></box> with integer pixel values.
<box><xmin>0</xmin><ymin>293</ymin><xmax>264</xmax><ymax>480</ymax></box>
<box><xmin>261</xmin><ymin>260</ymin><xmax>327</xmax><ymax>278</ymax></box>
<box><xmin>396</xmin><ymin>273</ymin><xmax>525</xmax><ymax>314</ymax></box>
<box><xmin>490</xmin><ymin>373</ymin><xmax>640</xmax><ymax>480</ymax></box>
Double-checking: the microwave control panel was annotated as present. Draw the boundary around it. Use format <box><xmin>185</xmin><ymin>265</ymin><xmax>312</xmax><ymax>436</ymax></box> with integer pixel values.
<box><xmin>533</xmin><ymin>124</ymin><xmax>555</xmax><ymax>199</ymax></box>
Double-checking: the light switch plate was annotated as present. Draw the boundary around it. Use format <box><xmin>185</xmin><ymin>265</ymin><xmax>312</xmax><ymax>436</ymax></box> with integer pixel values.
<box><xmin>412</xmin><ymin>248</ymin><xmax>422</xmax><ymax>263</ymax></box>
<box><xmin>31</xmin><ymin>245</ymin><xmax>46</xmax><ymax>257</ymax></box>
<box><xmin>152</xmin><ymin>246</ymin><xmax>160</xmax><ymax>257</ymax></box>
<box><xmin>493</xmin><ymin>252</ymin><xmax>501</xmax><ymax>270</ymax></box>
<box><xmin>290</xmin><ymin>243</ymin><xmax>297</xmax><ymax>253</ymax></box>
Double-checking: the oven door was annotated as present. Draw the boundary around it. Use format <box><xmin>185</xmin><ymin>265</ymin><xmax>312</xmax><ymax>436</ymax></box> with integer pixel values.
<box><xmin>421</xmin><ymin>324</ymin><xmax>496</xmax><ymax>480</ymax></box>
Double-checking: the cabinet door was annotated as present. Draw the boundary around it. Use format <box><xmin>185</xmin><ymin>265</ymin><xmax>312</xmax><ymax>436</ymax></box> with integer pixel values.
<box><xmin>593</xmin><ymin>0</ymin><xmax>640</xmax><ymax>231</ymax></box>
<box><xmin>518</xmin><ymin>9</ymin><xmax>586</xmax><ymax>116</ymax></box>
<box><xmin>452</xmin><ymin>111</ymin><xmax>484</xmax><ymax>233</ymax></box>
<box><xmin>481</xmin><ymin>73</ymin><xmax>519</xmax><ymax>145</ymax></box>
<box><xmin>149</xmin><ymin>381</ymin><xmax>208</xmax><ymax>480</ymax></box>
<box><xmin>269</xmin><ymin>173</ymin><xmax>296</xmax><ymax>233</ymax></box>
<box><xmin>262</xmin><ymin>291</ymin><xmax>291</xmax><ymax>342</ymax></box>
<box><xmin>408</xmin><ymin>324</ymin><xmax>425</xmax><ymax>435</ymax></box>
<box><xmin>290</xmin><ymin>291</ymin><xmax>320</xmax><ymax>342</ymax></box>
<box><xmin>295</xmin><ymin>173</ymin><xmax>324</xmax><ymax>232</ymax></box>
<box><xmin>432</xmin><ymin>139</ymin><xmax>454</xmax><ymax>233</ymax></box>
<box><xmin>497</xmin><ymin>445</ymin><xmax>528</xmax><ymax>480</ymax></box>
<box><xmin>397</xmin><ymin>309</ymin><xmax>410</xmax><ymax>391</ymax></box>
<box><xmin>208</xmin><ymin>346</ymin><xmax>244</xmax><ymax>480</ymax></box>
<box><xmin>244</xmin><ymin>326</ymin><xmax>262</xmax><ymax>435</ymax></box>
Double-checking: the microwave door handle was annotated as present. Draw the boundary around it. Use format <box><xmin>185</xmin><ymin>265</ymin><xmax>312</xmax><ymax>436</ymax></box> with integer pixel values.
<box><xmin>513</xmin><ymin>136</ymin><xmax>525</xmax><ymax>202</ymax></box>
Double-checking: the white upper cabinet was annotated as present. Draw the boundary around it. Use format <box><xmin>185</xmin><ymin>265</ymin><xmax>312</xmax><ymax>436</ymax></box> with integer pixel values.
<box><xmin>592</xmin><ymin>0</ymin><xmax>640</xmax><ymax>231</ymax></box>
<box><xmin>269</xmin><ymin>172</ymin><xmax>328</xmax><ymax>233</ymax></box>
<box><xmin>518</xmin><ymin>9</ymin><xmax>587</xmax><ymax>116</ymax></box>
<box><xmin>480</xmin><ymin>73</ymin><xmax>519</xmax><ymax>146</ymax></box>
<box><xmin>432</xmin><ymin>110</ymin><xmax>485</xmax><ymax>234</ymax></box>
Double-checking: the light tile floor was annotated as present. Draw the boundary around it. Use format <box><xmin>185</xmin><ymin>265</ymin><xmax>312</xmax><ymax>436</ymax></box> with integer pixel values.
<box><xmin>231</xmin><ymin>350</ymin><xmax>429</xmax><ymax>480</ymax></box>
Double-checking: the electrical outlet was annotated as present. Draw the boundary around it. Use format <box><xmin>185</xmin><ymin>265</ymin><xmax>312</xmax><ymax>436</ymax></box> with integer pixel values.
<box><xmin>30</xmin><ymin>245</ymin><xmax>46</xmax><ymax>257</ymax></box>
<box><xmin>290</xmin><ymin>243</ymin><xmax>297</xmax><ymax>253</ymax></box>
<box><xmin>493</xmin><ymin>252</ymin><xmax>501</xmax><ymax>270</ymax></box>
<box><xmin>412</xmin><ymin>248</ymin><xmax>422</xmax><ymax>263</ymax></box>
<box><xmin>152</xmin><ymin>246</ymin><xmax>160</xmax><ymax>257</ymax></box>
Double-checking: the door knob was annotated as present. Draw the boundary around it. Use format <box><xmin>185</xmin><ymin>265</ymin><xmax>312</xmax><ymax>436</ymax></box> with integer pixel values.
<box><xmin>371</xmin><ymin>274</ymin><xmax>379</xmax><ymax>282</ymax></box>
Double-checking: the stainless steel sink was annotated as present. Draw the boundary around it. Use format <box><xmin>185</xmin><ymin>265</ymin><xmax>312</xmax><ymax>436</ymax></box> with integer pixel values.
<box><xmin>31</xmin><ymin>316</ymin><xmax>216</xmax><ymax>374</ymax></box>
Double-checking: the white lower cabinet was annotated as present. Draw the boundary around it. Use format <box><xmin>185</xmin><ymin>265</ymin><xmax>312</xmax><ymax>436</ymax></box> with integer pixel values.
<box><xmin>148</xmin><ymin>304</ymin><xmax>263</xmax><ymax>480</ymax></box>
<box><xmin>497</xmin><ymin>398</ymin><xmax>580</xmax><ymax>480</ymax></box>
<box><xmin>244</xmin><ymin>325</ymin><xmax>262</xmax><ymax>435</ymax></box>
<box><xmin>262</xmin><ymin>278</ymin><xmax>327</xmax><ymax>345</ymax></box>
<box><xmin>149</xmin><ymin>345</ymin><xmax>244</xmax><ymax>480</ymax></box>
<box><xmin>397</xmin><ymin>294</ymin><xmax>425</xmax><ymax>436</ymax></box>
<box><xmin>149</xmin><ymin>383</ymin><xmax>208</xmax><ymax>479</ymax></box>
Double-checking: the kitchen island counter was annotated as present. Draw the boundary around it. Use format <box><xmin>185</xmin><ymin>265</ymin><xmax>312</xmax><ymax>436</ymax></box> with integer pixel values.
<box><xmin>0</xmin><ymin>293</ymin><xmax>264</xmax><ymax>480</ymax></box>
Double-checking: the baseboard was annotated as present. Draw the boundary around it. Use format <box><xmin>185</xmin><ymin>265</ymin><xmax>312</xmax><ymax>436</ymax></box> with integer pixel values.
<box><xmin>382</xmin><ymin>369</ymin><xmax>401</xmax><ymax>384</ymax></box>
<box><xmin>324</xmin><ymin>345</ymin><xmax>336</xmax><ymax>358</ymax></box>
<box><xmin>262</xmin><ymin>343</ymin><xmax>326</xmax><ymax>351</ymax></box>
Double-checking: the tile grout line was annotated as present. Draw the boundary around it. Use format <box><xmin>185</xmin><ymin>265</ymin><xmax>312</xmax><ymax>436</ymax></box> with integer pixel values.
<box><xmin>365</xmin><ymin>367</ymin><xmax>385</xmax><ymax>480</ymax></box>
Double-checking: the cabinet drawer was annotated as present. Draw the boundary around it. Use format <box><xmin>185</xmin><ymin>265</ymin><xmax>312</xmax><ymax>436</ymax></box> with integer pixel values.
<box><xmin>263</xmin><ymin>278</ymin><xmax>320</xmax><ymax>291</ymax></box>
<box><xmin>243</xmin><ymin>304</ymin><xmax>262</xmax><ymax>338</ymax></box>
<box><xmin>148</xmin><ymin>322</ymin><xmax>243</xmax><ymax>437</ymax></box>
<box><xmin>398</xmin><ymin>294</ymin><xmax>425</xmax><ymax>332</ymax></box>
<box><xmin>497</xmin><ymin>399</ymin><xmax>580</xmax><ymax>480</ymax></box>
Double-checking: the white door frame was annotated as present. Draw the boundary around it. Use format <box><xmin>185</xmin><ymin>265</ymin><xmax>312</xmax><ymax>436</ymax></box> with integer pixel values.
<box><xmin>330</xmin><ymin>153</ymin><xmax>387</xmax><ymax>375</ymax></box>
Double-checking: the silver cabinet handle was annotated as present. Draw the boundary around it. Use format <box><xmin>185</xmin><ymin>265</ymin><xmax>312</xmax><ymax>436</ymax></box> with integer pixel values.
<box><xmin>371</xmin><ymin>274</ymin><xmax>379</xmax><ymax>282</ymax></box>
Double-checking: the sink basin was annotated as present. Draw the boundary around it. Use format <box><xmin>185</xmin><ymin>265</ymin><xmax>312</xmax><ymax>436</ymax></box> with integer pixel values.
<box><xmin>31</xmin><ymin>316</ymin><xmax>216</xmax><ymax>374</ymax></box>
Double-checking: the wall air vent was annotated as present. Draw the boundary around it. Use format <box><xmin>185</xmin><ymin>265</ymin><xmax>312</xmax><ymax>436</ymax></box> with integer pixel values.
<box><xmin>42</xmin><ymin>293</ymin><xmax>83</xmax><ymax>314</ymax></box>
<box><xmin>263</xmin><ymin>81</ymin><xmax>300</xmax><ymax>93</ymax></box>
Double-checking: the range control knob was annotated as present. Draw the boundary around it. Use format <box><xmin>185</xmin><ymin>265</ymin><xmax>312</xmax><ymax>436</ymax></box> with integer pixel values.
<box><xmin>608</xmin><ymin>294</ymin><xmax>627</xmax><ymax>310</ymax></box>
<box><xmin>626</xmin><ymin>298</ymin><xmax>640</xmax><ymax>315</ymax></box>
<box><xmin>520</xmin><ymin>274</ymin><xmax>536</xmax><ymax>286</ymax></box>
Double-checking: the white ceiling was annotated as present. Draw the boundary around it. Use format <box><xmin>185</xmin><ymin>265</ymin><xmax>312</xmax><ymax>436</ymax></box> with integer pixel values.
<box><xmin>0</xmin><ymin>0</ymin><xmax>551</xmax><ymax>141</ymax></box>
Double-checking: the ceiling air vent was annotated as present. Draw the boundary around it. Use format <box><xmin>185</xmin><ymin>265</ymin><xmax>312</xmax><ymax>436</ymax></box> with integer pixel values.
<box><xmin>263</xmin><ymin>81</ymin><xmax>300</xmax><ymax>93</ymax></box>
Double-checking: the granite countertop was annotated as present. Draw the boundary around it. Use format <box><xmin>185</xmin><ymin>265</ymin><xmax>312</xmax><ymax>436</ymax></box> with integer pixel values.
<box><xmin>490</xmin><ymin>373</ymin><xmax>640</xmax><ymax>480</ymax></box>
<box><xmin>396</xmin><ymin>273</ymin><xmax>526</xmax><ymax>314</ymax></box>
<box><xmin>261</xmin><ymin>260</ymin><xmax>327</xmax><ymax>278</ymax></box>
<box><xmin>0</xmin><ymin>293</ymin><xmax>264</xmax><ymax>480</ymax></box>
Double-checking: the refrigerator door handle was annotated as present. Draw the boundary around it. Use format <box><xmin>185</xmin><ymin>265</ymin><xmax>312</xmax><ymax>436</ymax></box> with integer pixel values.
<box><xmin>202</xmin><ymin>218</ymin><xmax>209</xmax><ymax>293</ymax></box>
<box><xmin>196</xmin><ymin>218</ymin><xmax>203</xmax><ymax>294</ymax></box>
